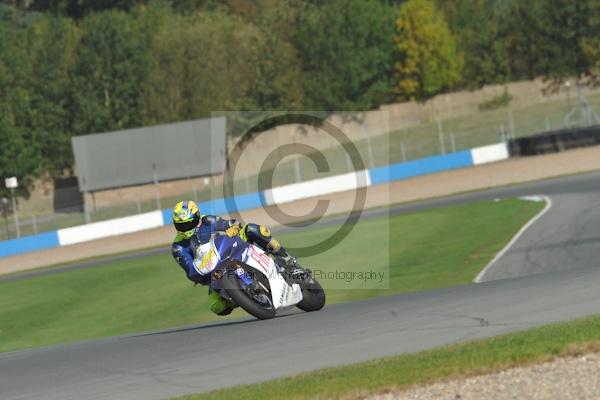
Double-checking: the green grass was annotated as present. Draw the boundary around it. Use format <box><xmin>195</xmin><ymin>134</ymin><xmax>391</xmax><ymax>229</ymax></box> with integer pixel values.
<box><xmin>176</xmin><ymin>314</ymin><xmax>600</xmax><ymax>400</ymax></box>
<box><xmin>0</xmin><ymin>199</ymin><xmax>543</xmax><ymax>353</ymax></box>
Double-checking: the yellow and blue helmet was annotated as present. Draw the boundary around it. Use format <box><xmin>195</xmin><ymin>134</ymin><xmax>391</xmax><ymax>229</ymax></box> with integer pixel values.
<box><xmin>172</xmin><ymin>200</ymin><xmax>200</xmax><ymax>238</ymax></box>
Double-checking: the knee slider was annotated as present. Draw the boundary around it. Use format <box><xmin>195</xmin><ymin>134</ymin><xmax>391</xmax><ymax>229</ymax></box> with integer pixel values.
<box><xmin>259</xmin><ymin>225</ymin><xmax>271</xmax><ymax>237</ymax></box>
<box><xmin>267</xmin><ymin>239</ymin><xmax>281</xmax><ymax>253</ymax></box>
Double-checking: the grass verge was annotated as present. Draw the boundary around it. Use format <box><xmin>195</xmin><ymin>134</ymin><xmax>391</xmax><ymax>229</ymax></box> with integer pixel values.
<box><xmin>175</xmin><ymin>314</ymin><xmax>600</xmax><ymax>400</ymax></box>
<box><xmin>0</xmin><ymin>199</ymin><xmax>543</xmax><ymax>353</ymax></box>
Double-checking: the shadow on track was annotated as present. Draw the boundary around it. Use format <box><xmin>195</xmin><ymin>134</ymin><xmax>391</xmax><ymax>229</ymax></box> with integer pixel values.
<box><xmin>130</xmin><ymin>311</ymin><xmax>304</xmax><ymax>338</ymax></box>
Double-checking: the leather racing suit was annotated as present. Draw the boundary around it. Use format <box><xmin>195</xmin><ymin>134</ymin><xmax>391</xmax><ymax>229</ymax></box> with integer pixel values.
<box><xmin>171</xmin><ymin>215</ymin><xmax>288</xmax><ymax>314</ymax></box>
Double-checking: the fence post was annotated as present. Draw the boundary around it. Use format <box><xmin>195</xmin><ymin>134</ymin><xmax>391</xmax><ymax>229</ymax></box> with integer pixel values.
<box><xmin>450</xmin><ymin>133</ymin><xmax>456</xmax><ymax>153</ymax></box>
<box><xmin>244</xmin><ymin>175</ymin><xmax>250</xmax><ymax>193</ymax></box>
<box><xmin>1</xmin><ymin>199</ymin><xmax>8</xmax><ymax>239</ymax></box>
<box><xmin>508</xmin><ymin>110</ymin><xmax>516</xmax><ymax>138</ymax></box>
<box><xmin>294</xmin><ymin>158</ymin><xmax>301</xmax><ymax>183</ymax></box>
<box><xmin>367</xmin><ymin>136</ymin><xmax>375</xmax><ymax>168</ymax></box>
<box><xmin>153</xmin><ymin>163</ymin><xmax>161</xmax><ymax>210</ymax></box>
<box><xmin>437</xmin><ymin>120</ymin><xmax>446</xmax><ymax>155</ymax></box>
<box><xmin>2</xmin><ymin>215</ymin><xmax>7</xmax><ymax>239</ymax></box>
<box><xmin>31</xmin><ymin>215</ymin><xmax>38</xmax><ymax>235</ymax></box>
<box><xmin>83</xmin><ymin>191</ymin><xmax>91</xmax><ymax>224</ymax></box>
<box><xmin>10</xmin><ymin>188</ymin><xmax>20</xmax><ymax>238</ymax></box>
<box><xmin>346</xmin><ymin>153</ymin><xmax>353</xmax><ymax>172</ymax></box>
<box><xmin>400</xmin><ymin>142</ymin><xmax>407</xmax><ymax>162</ymax></box>
<box><xmin>192</xmin><ymin>183</ymin><xmax>198</xmax><ymax>202</ymax></box>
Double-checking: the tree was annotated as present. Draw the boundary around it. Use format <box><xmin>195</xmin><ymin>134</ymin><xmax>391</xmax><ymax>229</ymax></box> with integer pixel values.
<box><xmin>0</xmin><ymin>5</ymin><xmax>43</xmax><ymax>196</ymax></box>
<box><xmin>25</xmin><ymin>15</ymin><xmax>81</xmax><ymax>175</ymax></box>
<box><xmin>139</xmin><ymin>11</ymin><xmax>262</xmax><ymax>124</ymax></box>
<box><xmin>291</xmin><ymin>0</ymin><xmax>396</xmax><ymax>110</ymax></box>
<box><xmin>502</xmin><ymin>0</ymin><xmax>600</xmax><ymax>83</ymax></box>
<box><xmin>581</xmin><ymin>34</ymin><xmax>600</xmax><ymax>85</ymax></box>
<box><xmin>439</xmin><ymin>0</ymin><xmax>510</xmax><ymax>88</ymax></box>
<box><xmin>248</xmin><ymin>1</ymin><xmax>304</xmax><ymax>111</ymax></box>
<box><xmin>71</xmin><ymin>9</ymin><xmax>150</xmax><ymax>136</ymax></box>
<box><xmin>395</xmin><ymin>0</ymin><xmax>462</xmax><ymax>100</ymax></box>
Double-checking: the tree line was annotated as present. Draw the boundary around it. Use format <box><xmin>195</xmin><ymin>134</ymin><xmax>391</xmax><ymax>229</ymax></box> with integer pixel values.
<box><xmin>1</xmin><ymin>0</ymin><xmax>599</xmax><ymax>196</ymax></box>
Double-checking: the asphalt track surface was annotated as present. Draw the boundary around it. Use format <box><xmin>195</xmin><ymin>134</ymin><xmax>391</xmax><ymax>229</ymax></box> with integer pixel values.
<box><xmin>2</xmin><ymin>171</ymin><xmax>600</xmax><ymax>399</ymax></box>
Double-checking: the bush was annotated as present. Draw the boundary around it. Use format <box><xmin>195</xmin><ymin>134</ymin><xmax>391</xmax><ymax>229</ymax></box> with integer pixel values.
<box><xmin>479</xmin><ymin>90</ymin><xmax>512</xmax><ymax>110</ymax></box>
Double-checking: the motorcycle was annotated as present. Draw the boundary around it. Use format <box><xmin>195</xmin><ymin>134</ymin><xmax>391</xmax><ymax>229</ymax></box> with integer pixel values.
<box><xmin>205</xmin><ymin>234</ymin><xmax>326</xmax><ymax>320</ymax></box>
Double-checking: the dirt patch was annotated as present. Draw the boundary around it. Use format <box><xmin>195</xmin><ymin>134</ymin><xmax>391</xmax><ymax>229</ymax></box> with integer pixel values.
<box><xmin>370</xmin><ymin>352</ymin><xmax>600</xmax><ymax>400</ymax></box>
<box><xmin>2</xmin><ymin>145</ymin><xmax>600</xmax><ymax>275</ymax></box>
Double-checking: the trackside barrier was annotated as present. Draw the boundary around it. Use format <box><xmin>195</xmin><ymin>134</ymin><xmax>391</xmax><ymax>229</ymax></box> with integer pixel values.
<box><xmin>160</xmin><ymin>192</ymin><xmax>266</xmax><ymax>225</ymax></box>
<box><xmin>369</xmin><ymin>150</ymin><xmax>474</xmax><ymax>185</ymax></box>
<box><xmin>263</xmin><ymin>170</ymin><xmax>371</xmax><ymax>206</ymax></box>
<box><xmin>508</xmin><ymin>124</ymin><xmax>600</xmax><ymax>156</ymax></box>
<box><xmin>471</xmin><ymin>143</ymin><xmax>510</xmax><ymax>165</ymax></box>
<box><xmin>0</xmin><ymin>231</ymin><xmax>60</xmax><ymax>258</ymax></box>
<box><xmin>0</xmin><ymin>143</ymin><xmax>508</xmax><ymax>258</ymax></box>
<box><xmin>57</xmin><ymin>211</ymin><xmax>164</xmax><ymax>246</ymax></box>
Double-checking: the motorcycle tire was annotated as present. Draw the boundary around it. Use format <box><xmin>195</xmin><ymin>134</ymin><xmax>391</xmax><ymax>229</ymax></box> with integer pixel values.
<box><xmin>221</xmin><ymin>265</ymin><xmax>277</xmax><ymax>320</ymax></box>
<box><xmin>296</xmin><ymin>277</ymin><xmax>326</xmax><ymax>312</ymax></box>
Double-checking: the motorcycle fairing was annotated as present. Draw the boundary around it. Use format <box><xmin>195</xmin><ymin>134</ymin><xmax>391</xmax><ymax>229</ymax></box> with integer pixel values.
<box><xmin>213</xmin><ymin>235</ymin><xmax>303</xmax><ymax>310</ymax></box>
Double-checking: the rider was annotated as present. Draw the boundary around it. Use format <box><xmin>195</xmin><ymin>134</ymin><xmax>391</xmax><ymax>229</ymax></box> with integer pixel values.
<box><xmin>171</xmin><ymin>200</ymin><xmax>296</xmax><ymax>316</ymax></box>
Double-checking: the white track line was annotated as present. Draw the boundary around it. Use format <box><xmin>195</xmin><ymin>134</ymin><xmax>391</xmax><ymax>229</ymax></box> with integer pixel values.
<box><xmin>473</xmin><ymin>195</ymin><xmax>553</xmax><ymax>283</ymax></box>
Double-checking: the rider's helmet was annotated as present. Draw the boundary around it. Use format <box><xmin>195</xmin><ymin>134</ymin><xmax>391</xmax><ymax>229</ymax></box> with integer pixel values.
<box><xmin>172</xmin><ymin>200</ymin><xmax>200</xmax><ymax>239</ymax></box>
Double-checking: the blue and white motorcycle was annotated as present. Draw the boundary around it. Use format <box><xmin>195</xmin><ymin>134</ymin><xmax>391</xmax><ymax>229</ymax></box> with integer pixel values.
<box><xmin>203</xmin><ymin>234</ymin><xmax>326</xmax><ymax>320</ymax></box>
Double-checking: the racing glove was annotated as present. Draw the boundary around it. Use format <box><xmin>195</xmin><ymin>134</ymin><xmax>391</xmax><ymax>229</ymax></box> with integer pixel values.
<box><xmin>225</xmin><ymin>222</ymin><xmax>241</xmax><ymax>237</ymax></box>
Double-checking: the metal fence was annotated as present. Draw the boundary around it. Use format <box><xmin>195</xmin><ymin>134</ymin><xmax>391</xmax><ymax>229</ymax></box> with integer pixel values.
<box><xmin>2</xmin><ymin>90</ymin><xmax>600</xmax><ymax>242</ymax></box>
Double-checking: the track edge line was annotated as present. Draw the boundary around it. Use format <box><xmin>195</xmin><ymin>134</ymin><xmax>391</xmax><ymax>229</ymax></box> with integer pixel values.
<box><xmin>473</xmin><ymin>195</ymin><xmax>553</xmax><ymax>283</ymax></box>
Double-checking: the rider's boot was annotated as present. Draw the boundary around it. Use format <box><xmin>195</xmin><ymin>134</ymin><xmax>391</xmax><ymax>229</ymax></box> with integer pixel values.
<box><xmin>266</xmin><ymin>238</ymin><xmax>312</xmax><ymax>283</ymax></box>
<box><xmin>208</xmin><ymin>290</ymin><xmax>236</xmax><ymax>316</ymax></box>
<box><xmin>266</xmin><ymin>239</ymin><xmax>295</xmax><ymax>267</ymax></box>
<box><xmin>277</xmin><ymin>251</ymin><xmax>312</xmax><ymax>283</ymax></box>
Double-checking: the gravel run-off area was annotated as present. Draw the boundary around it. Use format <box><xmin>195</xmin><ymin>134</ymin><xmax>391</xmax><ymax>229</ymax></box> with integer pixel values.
<box><xmin>370</xmin><ymin>352</ymin><xmax>600</xmax><ymax>400</ymax></box>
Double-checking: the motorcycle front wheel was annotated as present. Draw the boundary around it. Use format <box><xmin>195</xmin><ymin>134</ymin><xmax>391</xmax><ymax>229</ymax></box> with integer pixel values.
<box><xmin>296</xmin><ymin>276</ymin><xmax>326</xmax><ymax>312</ymax></box>
<box><xmin>221</xmin><ymin>265</ymin><xmax>277</xmax><ymax>320</ymax></box>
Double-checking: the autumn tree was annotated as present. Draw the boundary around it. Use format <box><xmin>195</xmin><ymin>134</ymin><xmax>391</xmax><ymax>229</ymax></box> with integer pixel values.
<box><xmin>395</xmin><ymin>0</ymin><xmax>462</xmax><ymax>100</ymax></box>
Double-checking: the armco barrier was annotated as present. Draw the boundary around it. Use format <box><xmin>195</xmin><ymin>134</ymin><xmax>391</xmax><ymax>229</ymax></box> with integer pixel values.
<box><xmin>0</xmin><ymin>143</ymin><xmax>509</xmax><ymax>258</ymax></box>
